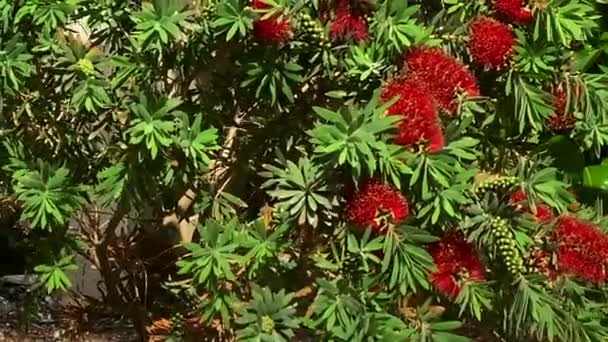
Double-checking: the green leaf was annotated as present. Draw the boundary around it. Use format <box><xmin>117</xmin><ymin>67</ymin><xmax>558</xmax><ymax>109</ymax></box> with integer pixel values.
<box><xmin>325</xmin><ymin>90</ymin><xmax>348</xmax><ymax>99</ymax></box>
<box><xmin>236</xmin><ymin>285</ymin><xmax>300</xmax><ymax>341</ymax></box>
<box><xmin>582</xmin><ymin>164</ymin><xmax>608</xmax><ymax>191</ymax></box>
<box><xmin>14</xmin><ymin>163</ymin><xmax>85</xmax><ymax>230</ymax></box>
<box><xmin>34</xmin><ymin>255</ymin><xmax>78</xmax><ymax>294</ymax></box>
<box><xmin>261</xmin><ymin>157</ymin><xmax>333</xmax><ymax>228</ymax></box>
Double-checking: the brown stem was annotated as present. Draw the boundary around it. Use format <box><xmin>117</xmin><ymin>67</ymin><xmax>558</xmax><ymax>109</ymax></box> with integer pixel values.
<box><xmin>208</xmin><ymin>109</ymin><xmax>245</xmax><ymax>186</ymax></box>
<box><xmin>294</xmin><ymin>285</ymin><xmax>314</xmax><ymax>299</ymax></box>
<box><xmin>161</xmin><ymin>188</ymin><xmax>197</xmax><ymax>242</ymax></box>
<box><xmin>162</xmin><ymin>107</ymin><xmax>246</xmax><ymax>243</ymax></box>
<box><xmin>96</xmin><ymin>203</ymin><xmax>127</xmax><ymax>306</ymax></box>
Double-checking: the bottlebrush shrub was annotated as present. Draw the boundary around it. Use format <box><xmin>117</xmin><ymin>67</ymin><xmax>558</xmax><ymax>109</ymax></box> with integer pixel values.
<box><xmin>253</xmin><ymin>15</ymin><xmax>291</xmax><ymax>43</ymax></box>
<box><xmin>509</xmin><ymin>190</ymin><xmax>555</xmax><ymax>224</ymax></box>
<box><xmin>403</xmin><ymin>47</ymin><xmax>480</xmax><ymax>114</ymax></box>
<box><xmin>555</xmin><ymin>216</ymin><xmax>608</xmax><ymax>284</ymax></box>
<box><xmin>428</xmin><ymin>231</ymin><xmax>485</xmax><ymax>300</ymax></box>
<box><xmin>468</xmin><ymin>16</ymin><xmax>515</xmax><ymax>70</ymax></box>
<box><xmin>1</xmin><ymin>0</ymin><xmax>608</xmax><ymax>341</ymax></box>
<box><xmin>251</xmin><ymin>0</ymin><xmax>292</xmax><ymax>43</ymax></box>
<box><xmin>344</xmin><ymin>179</ymin><xmax>410</xmax><ymax>232</ymax></box>
<box><xmin>329</xmin><ymin>0</ymin><xmax>368</xmax><ymax>42</ymax></box>
<box><xmin>492</xmin><ymin>0</ymin><xmax>533</xmax><ymax>24</ymax></box>
<box><xmin>545</xmin><ymin>84</ymin><xmax>578</xmax><ymax>131</ymax></box>
<box><xmin>381</xmin><ymin>76</ymin><xmax>444</xmax><ymax>152</ymax></box>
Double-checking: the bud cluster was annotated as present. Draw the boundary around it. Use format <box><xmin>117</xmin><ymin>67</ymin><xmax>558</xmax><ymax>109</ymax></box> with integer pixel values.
<box><xmin>201</xmin><ymin>1</ymin><xmax>216</xmax><ymax>20</ymax></box>
<box><xmin>261</xmin><ymin>315</ymin><xmax>275</xmax><ymax>333</ymax></box>
<box><xmin>77</xmin><ymin>58</ymin><xmax>95</xmax><ymax>76</ymax></box>
<box><xmin>170</xmin><ymin>312</ymin><xmax>185</xmax><ymax>335</ymax></box>
<box><xmin>473</xmin><ymin>175</ymin><xmax>517</xmax><ymax>196</ymax></box>
<box><xmin>296</xmin><ymin>12</ymin><xmax>331</xmax><ymax>49</ymax></box>
<box><xmin>490</xmin><ymin>216</ymin><xmax>524</xmax><ymax>275</ymax></box>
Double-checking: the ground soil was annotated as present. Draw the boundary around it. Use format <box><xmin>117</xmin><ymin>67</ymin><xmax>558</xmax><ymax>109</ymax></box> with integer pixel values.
<box><xmin>0</xmin><ymin>324</ymin><xmax>137</xmax><ymax>342</ymax></box>
<box><xmin>0</xmin><ymin>285</ymin><xmax>138</xmax><ymax>342</ymax></box>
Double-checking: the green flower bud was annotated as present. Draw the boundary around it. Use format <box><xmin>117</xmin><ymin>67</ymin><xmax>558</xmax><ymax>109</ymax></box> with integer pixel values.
<box><xmin>261</xmin><ymin>315</ymin><xmax>275</xmax><ymax>334</ymax></box>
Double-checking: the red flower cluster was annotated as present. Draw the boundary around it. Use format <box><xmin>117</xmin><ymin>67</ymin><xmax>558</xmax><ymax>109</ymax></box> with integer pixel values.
<box><xmin>428</xmin><ymin>231</ymin><xmax>485</xmax><ymax>300</ymax></box>
<box><xmin>493</xmin><ymin>0</ymin><xmax>533</xmax><ymax>24</ymax></box>
<box><xmin>468</xmin><ymin>17</ymin><xmax>514</xmax><ymax>70</ymax></box>
<box><xmin>380</xmin><ymin>48</ymin><xmax>479</xmax><ymax>151</ymax></box>
<box><xmin>509</xmin><ymin>190</ymin><xmax>554</xmax><ymax>224</ymax></box>
<box><xmin>329</xmin><ymin>0</ymin><xmax>368</xmax><ymax>42</ymax></box>
<box><xmin>545</xmin><ymin>85</ymin><xmax>576</xmax><ymax>131</ymax></box>
<box><xmin>344</xmin><ymin>180</ymin><xmax>409</xmax><ymax>233</ymax></box>
<box><xmin>509</xmin><ymin>190</ymin><xmax>526</xmax><ymax>204</ymax></box>
<box><xmin>251</xmin><ymin>0</ymin><xmax>267</xmax><ymax>7</ymax></box>
<box><xmin>251</xmin><ymin>0</ymin><xmax>291</xmax><ymax>43</ymax></box>
<box><xmin>381</xmin><ymin>77</ymin><xmax>444</xmax><ymax>152</ymax></box>
<box><xmin>403</xmin><ymin>47</ymin><xmax>480</xmax><ymax>114</ymax></box>
<box><xmin>555</xmin><ymin>216</ymin><xmax>608</xmax><ymax>283</ymax></box>
<box><xmin>533</xmin><ymin>205</ymin><xmax>554</xmax><ymax>224</ymax></box>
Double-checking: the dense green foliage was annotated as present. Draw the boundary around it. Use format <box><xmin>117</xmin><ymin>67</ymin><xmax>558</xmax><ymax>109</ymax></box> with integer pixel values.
<box><xmin>1</xmin><ymin>0</ymin><xmax>608</xmax><ymax>340</ymax></box>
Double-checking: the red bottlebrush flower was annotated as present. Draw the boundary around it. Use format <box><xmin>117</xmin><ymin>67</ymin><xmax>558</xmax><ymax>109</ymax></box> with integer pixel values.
<box><xmin>552</xmin><ymin>86</ymin><xmax>567</xmax><ymax>115</ymax></box>
<box><xmin>514</xmin><ymin>8</ymin><xmax>533</xmax><ymax>23</ymax></box>
<box><xmin>509</xmin><ymin>190</ymin><xmax>526</xmax><ymax>204</ymax></box>
<box><xmin>545</xmin><ymin>85</ymin><xmax>576</xmax><ymax>132</ymax></box>
<box><xmin>427</xmin><ymin>124</ymin><xmax>445</xmax><ymax>153</ymax></box>
<box><xmin>329</xmin><ymin>0</ymin><xmax>368</xmax><ymax>42</ymax></box>
<box><xmin>557</xmin><ymin>246</ymin><xmax>606</xmax><ymax>284</ymax></box>
<box><xmin>468</xmin><ymin>17</ymin><xmax>514</xmax><ymax>69</ymax></box>
<box><xmin>344</xmin><ymin>180</ymin><xmax>409</xmax><ymax>233</ymax></box>
<box><xmin>533</xmin><ymin>205</ymin><xmax>554</xmax><ymax>224</ymax></box>
<box><xmin>509</xmin><ymin>190</ymin><xmax>554</xmax><ymax>224</ymax></box>
<box><xmin>428</xmin><ymin>231</ymin><xmax>485</xmax><ymax>300</ymax></box>
<box><xmin>251</xmin><ymin>0</ymin><xmax>291</xmax><ymax>43</ymax></box>
<box><xmin>403</xmin><ymin>47</ymin><xmax>480</xmax><ymax>114</ymax></box>
<box><xmin>251</xmin><ymin>0</ymin><xmax>268</xmax><ymax>9</ymax></box>
<box><xmin>493</xmin><ymin>0</ymin><xmax>533</xmax><ymax>24</ymax></box>
<box><xmin>546</xmin><ymin>114</ymin><xmax>575</xmax><ymax>132</ymax></box>
<box><xmin>381</xmin><ymin>77</ymin><xmax>444</xmax><ymax>152</ymax></box>
<box><xmin>555</xmin><ymin>216</ymin><xmax>608</xmax><ymax>283</ymax></box>
<box><xmin>253</xmin><ymin>18</ymin><xmax>291</xmax><ymax>43</ymax></box>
